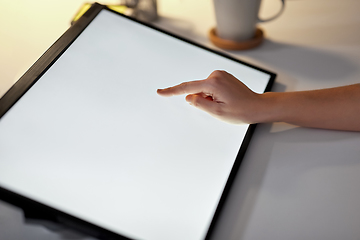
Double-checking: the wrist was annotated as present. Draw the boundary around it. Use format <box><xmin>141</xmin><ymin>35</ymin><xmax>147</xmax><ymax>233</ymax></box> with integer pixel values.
<box><xmin>253</xmin><ymin>92</ymin><xmax>283</xmax><ymax>124</ymax></box>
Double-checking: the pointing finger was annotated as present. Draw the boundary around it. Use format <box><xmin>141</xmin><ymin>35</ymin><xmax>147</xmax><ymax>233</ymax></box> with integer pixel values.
<box><xmin>157</xmin><ymin>80</ymin><xmax>212</xmax><ymax>97</ymax></box>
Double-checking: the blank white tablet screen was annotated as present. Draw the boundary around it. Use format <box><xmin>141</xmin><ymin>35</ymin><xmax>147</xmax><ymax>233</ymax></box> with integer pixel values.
<box><xmin>0</xmin><ymin>9</ymin><xmax>271</xmax><ymax>240</ymax></box>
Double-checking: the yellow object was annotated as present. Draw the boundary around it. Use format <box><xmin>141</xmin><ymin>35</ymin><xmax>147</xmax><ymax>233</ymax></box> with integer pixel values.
<box><xmin>72</xmin><ymin>3</ymin><xmax>128</xmax><ymax>24</ymax></box>
<box><xmin>107</xmin><ymin>5</ymin><xmax>128</xmax><ymax>13</ymax></box>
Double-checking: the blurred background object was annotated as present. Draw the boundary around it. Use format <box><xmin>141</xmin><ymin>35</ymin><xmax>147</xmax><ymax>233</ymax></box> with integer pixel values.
<box><xmin>71</xmin><ymin>0</ymin><xmax>158</xmax><ymax>24</ymax></box>
<box><xmin>210</xmin><ymin>0</ymin><xmax>285</xmax><ymax>50</ymax></box>
<box><xmin>120</xmin><ymin>0</ymin><xmax>158</xmax><ymax>22</ymax></box>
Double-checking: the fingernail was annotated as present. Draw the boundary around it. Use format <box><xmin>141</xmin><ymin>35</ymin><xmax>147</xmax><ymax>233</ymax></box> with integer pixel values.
<box><xmin>157</xmin><ymin>89</ymin><xmax>164</xmax><ymax>94</ymax></box>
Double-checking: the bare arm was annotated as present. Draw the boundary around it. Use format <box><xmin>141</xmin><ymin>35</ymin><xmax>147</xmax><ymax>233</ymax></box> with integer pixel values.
<box><xmin>157</xmin><ymin>70</ymin><xmax>360</xmax><ymax>131</ymax></box>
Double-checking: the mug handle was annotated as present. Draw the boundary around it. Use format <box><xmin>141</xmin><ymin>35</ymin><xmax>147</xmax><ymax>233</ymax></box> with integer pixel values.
<box><xmin>258</xmin><ymin>0</ymin><xmax>285</xmax><ymax>23</ymax></box>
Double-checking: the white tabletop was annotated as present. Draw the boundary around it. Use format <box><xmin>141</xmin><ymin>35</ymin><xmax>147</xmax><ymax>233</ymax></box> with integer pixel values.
<box><xmin>1</xmin><ymin>0</ymin><xmax>360</xmax><ymax>240</ymax></box>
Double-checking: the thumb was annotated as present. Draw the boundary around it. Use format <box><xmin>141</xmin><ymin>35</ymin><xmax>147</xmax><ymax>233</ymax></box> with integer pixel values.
<box><xmin>186</xmin><ymin>94</ymin><xmax>220</xmax><ymax>115</ymax></box>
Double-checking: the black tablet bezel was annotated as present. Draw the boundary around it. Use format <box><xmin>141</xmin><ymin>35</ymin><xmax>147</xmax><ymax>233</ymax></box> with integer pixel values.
<box><xmin>0</xmin><ymin>3</ymin><xmax>275</xmax><ymax>240</ymax></box>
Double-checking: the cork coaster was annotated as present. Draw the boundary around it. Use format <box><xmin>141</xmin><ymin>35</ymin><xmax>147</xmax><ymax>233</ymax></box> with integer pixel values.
<box><xmin>209</xmin><ymin>27</ymin><xmax>264</xmax><ymax>50</ymax></box>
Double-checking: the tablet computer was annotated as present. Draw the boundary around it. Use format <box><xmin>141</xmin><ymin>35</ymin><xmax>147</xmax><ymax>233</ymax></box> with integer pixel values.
<box><xmin>0</xmin><ymin>3</ymin><xmax>275</xmax><ymax>240</ymax></box>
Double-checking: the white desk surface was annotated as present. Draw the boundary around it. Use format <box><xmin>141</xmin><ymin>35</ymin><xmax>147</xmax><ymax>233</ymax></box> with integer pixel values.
<box><xmin>1</xmin><ymin>0</ymin><xmax>360</xmax><ymax>240</ymax></box>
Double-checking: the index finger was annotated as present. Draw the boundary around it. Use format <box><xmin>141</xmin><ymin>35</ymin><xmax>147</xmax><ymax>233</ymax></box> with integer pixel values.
<box><xmin>157</xmin><ymin>80</ymin><xmax>211</xmax><ymax>97</ymax></box>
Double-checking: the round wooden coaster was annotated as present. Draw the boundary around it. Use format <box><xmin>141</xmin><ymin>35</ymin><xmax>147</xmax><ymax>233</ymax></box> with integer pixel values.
<box><xmin>209</xmin><ymin>27</ymin><xmax>264</xmax><ymax>50</ymax></box>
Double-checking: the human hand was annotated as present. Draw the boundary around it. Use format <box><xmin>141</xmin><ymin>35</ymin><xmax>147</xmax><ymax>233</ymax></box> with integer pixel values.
<box><xmin>157</xmin><ymin>70</ymin><xmax>266</xmax><ymax>124</ymax></box>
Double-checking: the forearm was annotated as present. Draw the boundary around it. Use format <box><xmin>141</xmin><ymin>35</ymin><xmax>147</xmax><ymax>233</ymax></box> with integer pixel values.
<box><xmin>158</xmin><ymin>70</ymin><xmax>360</xmax><ymax>131</ymax></box>
<box><xmin>257</xmin><ymin>84</ymin><xmax>360</xmax><ymax>131</ymax></box>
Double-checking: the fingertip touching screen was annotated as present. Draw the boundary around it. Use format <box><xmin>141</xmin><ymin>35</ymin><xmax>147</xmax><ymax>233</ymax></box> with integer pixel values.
<box><xmin>0</xmin><ymin>8</ymin><xmax>274</xmax><ymax>240</ymax></box>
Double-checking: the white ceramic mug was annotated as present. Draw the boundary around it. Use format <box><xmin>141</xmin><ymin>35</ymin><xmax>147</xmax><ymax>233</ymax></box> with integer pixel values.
<box><xmin>213</xmin><ymin>0</ymin><xmax>285</xmax><ymax>41</ymax></box>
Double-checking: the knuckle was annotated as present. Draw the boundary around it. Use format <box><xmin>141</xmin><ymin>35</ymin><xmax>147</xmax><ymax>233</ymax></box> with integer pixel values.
<box><xmin>210</xmin><ymin>70</ymin><xmax>226</xmax><ymax>77</ymax></box>
<box><xmin>179</xmin><ymin>82</ymin><xmax>189</xmax><ymax>94</ymax></box>
<box><xmin>208</xmin><ymin>70</ymin><xmax>226</xmax><ymax>85</ymax></box>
